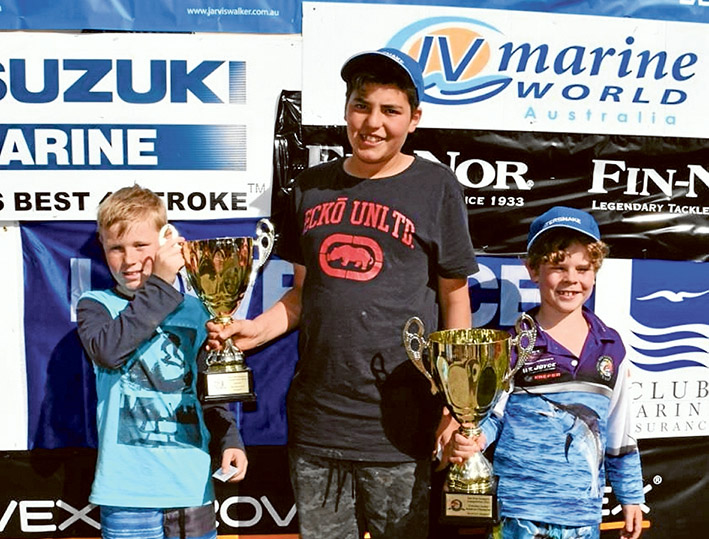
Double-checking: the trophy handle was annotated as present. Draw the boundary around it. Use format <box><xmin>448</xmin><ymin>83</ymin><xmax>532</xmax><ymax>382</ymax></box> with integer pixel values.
<box><xmin>159</xmin><ymin>223</ymin><xmax>192</xmax><ymax>291</ymax></box>
<box><xmin>402</xmin><ymin>317</ymin><xmax>438</xmax><ymax>395</ymax></box>
<box><xmin>506</xmin><ymin>312</ymin><xmax>537</xmax><ymax>381</ymax></box>
<box><xmin>250</xmin><ymin>219</ymin><xmax>275</xmax><ymax>285</ymax></box>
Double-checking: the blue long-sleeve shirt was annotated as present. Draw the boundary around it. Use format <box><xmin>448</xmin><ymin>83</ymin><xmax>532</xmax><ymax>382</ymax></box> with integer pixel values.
<box><xmin>481</xmin><ymin>307</ymin><xmax>644</xmax><ymax>526</ymax></box>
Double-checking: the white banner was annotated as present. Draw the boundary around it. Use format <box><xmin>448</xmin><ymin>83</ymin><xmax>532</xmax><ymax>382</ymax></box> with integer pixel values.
<box><xmin>596</xmin><ymin>259</ymin><xmax>708</xmax><ymax>440</ymax></box>
<box><xmin>302</xmin><ymin>2</ymin><xmax>709</xmax><ymax>138</ymax></box>
<box><xmin>0</xmin><ymin>31</ymin><xmax>302</xmax><ymax>220</ymax></box>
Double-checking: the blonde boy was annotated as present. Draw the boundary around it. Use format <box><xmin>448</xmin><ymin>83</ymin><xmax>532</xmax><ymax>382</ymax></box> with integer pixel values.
<box><xmin>76</xmin><ymin>185</ymin><xmax>246</xmax><ymax>539</ymax></box>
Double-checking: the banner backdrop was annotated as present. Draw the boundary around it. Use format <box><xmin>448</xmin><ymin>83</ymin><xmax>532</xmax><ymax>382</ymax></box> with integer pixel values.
<box><xmin>21</xmin><ymin>219</ymin><xmax>297</xmax><ymax>450</ymax></box>
<box><xmin>300</xmin><ymin>127</ymin><xmax>709</xmax><ymax>262</ymax></box>
<box><xmin>0</xmin><ymin>1</ymin><xmax>300</xmax><ymax>33</ymax></box>
<box><xmin>302</xmin><ymin>2</ymin><xmax>709</xmax><ymax>138</ymax></box>
<box><xmin>1</xmin><ymin>0</ymin><xmax>708</xmax><ymax>33</ymax></box>
<box><xmin>0</xmin><ymin>31</ymin><xmax>301</xmax><ymax>221</ymax></box>
<box><xmin>2</xmin><ymin>1</ymin><xmax>709</xmax><ymax>538</ymax></box>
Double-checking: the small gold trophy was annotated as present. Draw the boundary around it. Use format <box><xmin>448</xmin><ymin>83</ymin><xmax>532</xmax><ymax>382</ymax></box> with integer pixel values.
<box><xmin>181</xmin><ymin>219</ymin><xmax>275</xmax><ymax>403</ymax></box>
<box><xmin>403</xmin><ymin>314</ymin><xmax>536</xmax><ymax>525</ymax></box>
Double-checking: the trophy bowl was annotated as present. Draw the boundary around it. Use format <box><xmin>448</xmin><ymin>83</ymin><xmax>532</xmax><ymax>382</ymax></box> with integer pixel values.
<box><xmin>403</xmin><ymin>314</ymin><xmax>536</xmax><ymax>523</ymax></box>
<box><xmin>181</xmin><ymin>218</ymin><xmax>274</xmax><ymax>403</ymax></box>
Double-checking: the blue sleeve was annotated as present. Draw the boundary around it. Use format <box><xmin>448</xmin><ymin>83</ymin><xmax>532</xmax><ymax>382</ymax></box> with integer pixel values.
<box><xmin>606</xmin><ymin>450</ymin><xmax>645</xmax><ymax>505</ymax></box>
<box><xmin>77</xmin><ymin>275</ymin><xmax>183</xmax><ymax>369</ymax></box>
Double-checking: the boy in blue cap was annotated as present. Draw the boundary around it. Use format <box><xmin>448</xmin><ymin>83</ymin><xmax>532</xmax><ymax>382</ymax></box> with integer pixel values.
<box><xmin>208</xmin><ymin>48</ymin><xmax>478</xmax><ymax>538</ymax></box>
<box><xmin>478</xmin><ymin>206</ymin><xmax>645</xmax><ymax>539</ymax></box>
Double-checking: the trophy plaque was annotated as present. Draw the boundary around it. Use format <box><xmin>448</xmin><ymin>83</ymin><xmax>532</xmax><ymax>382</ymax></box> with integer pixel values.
<box><xmin>403</xmin><ymin>314</ymin><xmax>536</xmax><ymax>525</ymax></box>
<box><xmin>181</xmin><ymin>219</ymin><xmax>275</xmax><ymax>403</ymax></box>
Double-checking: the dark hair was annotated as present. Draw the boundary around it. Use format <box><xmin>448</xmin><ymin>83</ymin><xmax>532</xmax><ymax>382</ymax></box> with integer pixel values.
<box><xmin>526</xmin><ymin>228</ymin><xmax>609</xmax><ymax>272</ymax></box>
<box><xmin>344</xmin><ymin>62</ymin><xmax>420</xmax><ymax>111</ymax></box>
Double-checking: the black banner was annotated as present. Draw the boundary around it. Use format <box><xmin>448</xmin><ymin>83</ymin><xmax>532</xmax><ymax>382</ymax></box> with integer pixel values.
<box><xmin>300</xmin><ymin>125</ymin><xmax>709</xmax><ymax>262</ymax></box>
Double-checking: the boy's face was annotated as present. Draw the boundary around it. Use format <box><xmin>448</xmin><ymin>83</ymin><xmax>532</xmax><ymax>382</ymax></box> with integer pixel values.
<box><xmin>100</xmin><ymin>219</ymin><xmax>160</xmax><ymax>296</ymax></box>
<box><xmin>344</xmin><ymin>82</ymin><xmax>421</xmax><ymax>173</ymax></box>
<box><xmin>527</xmin><ymin>241</ymin><xmax>596</xmax><ymax>318</ymax></box>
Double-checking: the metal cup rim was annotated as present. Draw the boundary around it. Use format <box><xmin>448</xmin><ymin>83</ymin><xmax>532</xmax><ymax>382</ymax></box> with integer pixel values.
<box><xmin>427</xmin><ymin>327</ymin><xmax>510</xmax><ymax>345</ymax></box>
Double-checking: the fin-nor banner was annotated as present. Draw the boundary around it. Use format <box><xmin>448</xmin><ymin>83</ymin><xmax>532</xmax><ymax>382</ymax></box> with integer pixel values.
<box><xmin>0</xmin><ymin>31</ymin><xmax>301</xmax><ymax>220</ymax></box>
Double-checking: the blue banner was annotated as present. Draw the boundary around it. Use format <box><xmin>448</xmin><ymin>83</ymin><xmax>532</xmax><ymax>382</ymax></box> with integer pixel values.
<box><xmin>1</xmin><ymin>125</ymin><xmax>246</xmax><ymax>170</ymax></box>
<box><xmin>0</xmin><ymin>0</ymin><xmax>300</xmax><ymax>33</ymax></box>
<box><xmin>321</xmin><ymin>0</ymin><xmax>709</xmax><ymax>24</ymax></box>
<box><xmin>21</xmin><ymin>219</ymin><xmax>296</xmax><ymax>449</ymax></box>
<box><xmin>0</xmin><ymin>1</ymin><xmax>707</xmax><ymax>34</ymax></box>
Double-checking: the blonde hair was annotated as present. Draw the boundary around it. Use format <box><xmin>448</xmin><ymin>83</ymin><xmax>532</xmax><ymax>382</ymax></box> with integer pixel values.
<box><xmin>526</xmin><ymin>229</ymin><xmax>609</xmax><ymax>272</ymax></box>
<box><xmin>97</xmin><ymin>184</ymin><xmax>166</xmax><ymax>239</ymax></box>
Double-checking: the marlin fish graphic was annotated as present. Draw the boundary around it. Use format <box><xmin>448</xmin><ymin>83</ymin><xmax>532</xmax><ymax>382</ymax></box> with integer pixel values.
<box><xmin>536</xmin><ymin>393</ymin><xmax>603</xmax><ymax>498</ymax></box>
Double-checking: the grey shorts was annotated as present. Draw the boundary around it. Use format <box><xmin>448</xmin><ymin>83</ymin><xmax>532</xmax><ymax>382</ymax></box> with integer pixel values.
<box><xmin>288</xmin><ymin>448</ymin><xmax>431</xmax><ymax>539</ymax></box>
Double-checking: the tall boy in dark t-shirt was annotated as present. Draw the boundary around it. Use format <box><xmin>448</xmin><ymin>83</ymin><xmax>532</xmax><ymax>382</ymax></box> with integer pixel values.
<box><xmin>207</xmin><ymin>48</ymin><xmax>478</xmax><ymax>538</ymax></box>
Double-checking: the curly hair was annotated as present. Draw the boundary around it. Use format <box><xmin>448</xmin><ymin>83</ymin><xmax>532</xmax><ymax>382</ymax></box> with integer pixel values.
<box><xmin>526</xmin><ymin>228</ymin><xmax>609</xmax><ymax>272</ymax></box>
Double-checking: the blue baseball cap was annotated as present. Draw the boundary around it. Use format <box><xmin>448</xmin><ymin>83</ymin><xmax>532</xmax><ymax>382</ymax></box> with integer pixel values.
<box><xmin>527</xmin><ymin>206</ymin><xmax>601</xmax><ymax>251</ymax></box>
<box><xmin>340</xmin><ymin>47</ymin><xmax>425</xmax><ymax>104</ymax></box>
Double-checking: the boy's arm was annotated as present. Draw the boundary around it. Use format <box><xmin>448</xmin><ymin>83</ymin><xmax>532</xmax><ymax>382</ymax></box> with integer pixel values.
<box><xmin>77</xmin><ymin>274</ymin><xmax>183</xmax><ymax>369</ymax></box>
<box><xmin>437</xmin><ymin>275</ymin><xmax>472</xmax><ymax>329</ymax></box>
<box><xmin>605</xmin><ymin>356</ymin><xmax>645</xmax><ymax>506</ymax></box>
<box><xmin>207</xmin><ymin>263</ymin><xmax>305</xmax><ymax>351</ymax></box>
<box><xmin>435</xmin><ymin>275</ymin><xmax>474</xmax><ymax>465</ymax></box>
<box><xmin>203</xmin><ymin>400</ymin><xmax>247</xmax><ymax>482</ymax></box>
<box><xmin>620</xmin><ymin>504</ymin><xmax>643</xmax><ymax>539</ymax></box>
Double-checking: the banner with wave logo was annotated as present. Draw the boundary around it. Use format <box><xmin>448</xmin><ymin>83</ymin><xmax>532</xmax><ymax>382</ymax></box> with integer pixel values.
<box><xmin>596</xmin><ymin>258</ymin><xmax>708</xmax><ymax>440</ymax></box>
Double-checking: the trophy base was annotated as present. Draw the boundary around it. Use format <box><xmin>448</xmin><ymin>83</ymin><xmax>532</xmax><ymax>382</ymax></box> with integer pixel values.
<box><xmin>198</xmin><ymin>367</ymin><xmax>256</xmax><ymax>403</ymax></box>
<box><xmin>439</xmin><ymin>484</ymin><xmax>500</xmax><ymax>527</ymax></box>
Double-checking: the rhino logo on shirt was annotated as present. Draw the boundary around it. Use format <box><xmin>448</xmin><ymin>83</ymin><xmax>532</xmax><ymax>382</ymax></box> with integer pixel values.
<box><xmin>319</xmin><ymin>233</ymin><xmax>383</xmax><ymax>281</ymax></box>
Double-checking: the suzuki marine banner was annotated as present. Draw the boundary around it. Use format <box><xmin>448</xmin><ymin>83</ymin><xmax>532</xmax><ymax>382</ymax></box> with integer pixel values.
<box><xmin>302</xmin><ymin>2</ymin><xmax>709</xmax><ymax>138</ymax></box>
<box><xmin>0</xmin><ymin>31</ymin><xmax>301</xmax><ymax>220</ymax></box>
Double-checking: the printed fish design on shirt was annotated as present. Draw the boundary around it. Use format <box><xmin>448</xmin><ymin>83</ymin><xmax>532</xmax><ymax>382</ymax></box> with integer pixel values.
<box><xmin>537</xmin><ymin>394</ymin><xmax>603</xmax><ymax>498</ymax></box>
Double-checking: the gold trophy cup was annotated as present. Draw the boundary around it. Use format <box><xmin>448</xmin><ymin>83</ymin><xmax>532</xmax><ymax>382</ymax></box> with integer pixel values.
<box><xmin>181</xmin><ymin>219</ymin><xmax>275</xmax><ymax>403</ymax></box>
<box><xmin>403</xmin><ymin>314</ymin><xmax>536</xmax><ymax>524</ymax></box>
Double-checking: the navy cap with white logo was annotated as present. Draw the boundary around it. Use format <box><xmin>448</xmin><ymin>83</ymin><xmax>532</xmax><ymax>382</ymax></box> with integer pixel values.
<box><xmin>527</xmin><ymin>206</ymin><xmax>601</xmax><ymax>251</ymax></box>
<box><xmin>340</xmin><ymin>47</ymin><xmax>425</xmax><ymax>104</ymax></box>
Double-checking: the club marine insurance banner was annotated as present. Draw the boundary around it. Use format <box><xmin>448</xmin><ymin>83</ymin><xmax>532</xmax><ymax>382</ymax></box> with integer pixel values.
<box><xmin>0</xmin><ymin>31</ymin><xmax>301</xmax><ymax>220</ymax></box>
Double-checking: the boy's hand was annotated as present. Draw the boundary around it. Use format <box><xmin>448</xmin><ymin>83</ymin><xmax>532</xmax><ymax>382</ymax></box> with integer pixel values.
<box><xmin>206</xmin><ymin>319</ymin><xmax>262</xmax><ymax>352</ymax></box>
<box><xmin>433</xmin><ymin>409</ymin><xmax>485</xmax><ymax>471</ymax></box>
<box><xmin>620</xmin><ymin>504</ymin><xmax>643</xmax><ymax>538</ymax></box>
<box><xmin>150</xmin><ymin>234</ymin><xmax>185</xmax><ymax>284</ymax></box>
<box><xmin>220</xmin><ymin>447</ymin><xmax>248</xmax><ymax>483</ymax></box>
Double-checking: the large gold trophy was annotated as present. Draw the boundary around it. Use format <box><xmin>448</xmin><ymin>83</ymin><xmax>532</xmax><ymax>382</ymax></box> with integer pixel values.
<box><xmin>181</xmin><ymin>219</ymin><xmax>275</xmax><ymax>403</ymax></box>
<box><xmin>403</xmin><ymin>314</ymin><xmax>536</xmax><ymax>524</ymax></box>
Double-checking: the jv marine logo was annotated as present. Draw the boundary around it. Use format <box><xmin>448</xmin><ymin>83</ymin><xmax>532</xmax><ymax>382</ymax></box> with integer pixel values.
<box><xmin>387</xmin><ymin>16</ymin><xmax>512</xmax><ymax>105</ymax></box>
<box><xmin>385</xmin><ymin>15</ymin><xmax>697</xmax><ymax>114</ymax></box>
